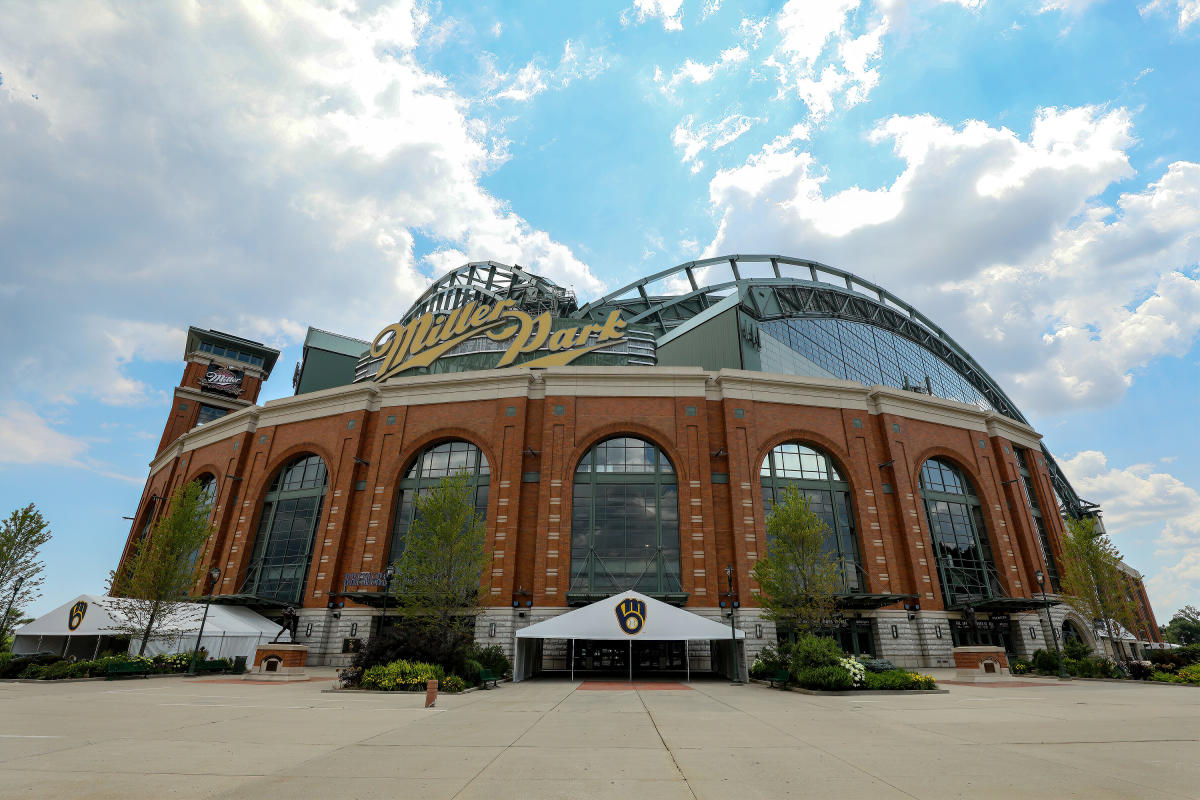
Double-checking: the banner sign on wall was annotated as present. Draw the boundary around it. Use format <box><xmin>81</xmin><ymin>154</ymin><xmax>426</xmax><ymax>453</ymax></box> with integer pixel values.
<box><xmin>201</xmin><ymin>363</ymin><xmax>244</xmax><ymax>395</ymax></box>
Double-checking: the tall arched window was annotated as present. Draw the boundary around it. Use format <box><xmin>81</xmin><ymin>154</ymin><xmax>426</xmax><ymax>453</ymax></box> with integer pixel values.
<box><xmin>389</xmin><ymin>441</ymin><xmax>490</xmax><ymax>563</ymax></box>
<box><xmin>242</xmin><ymin>455</ymin><xmax>328</xmax><ymax>603</ymax></box>
<box><xmin>186</xmin><ymin>474</ymin><xmax>218</xmax><ymax>578</ymax></box>
<box><xmin>918</xmin><ymin>458</ymin><xmax>1003</xmax><ymax>608</ymax></box>
<box><xmin>760</xmin><ymin>443</ymin><xmax>864</xmax><ymax>593</ymax></box>
<box><xmin>569</xmin><ymin>436</ymin><xmax>681</xmax><ymax>601</ymax></box>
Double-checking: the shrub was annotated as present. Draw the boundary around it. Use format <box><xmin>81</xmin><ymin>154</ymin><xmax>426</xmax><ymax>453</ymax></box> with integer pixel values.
<box><xmin>1010</xmin><ymin>659</ymin><xmax>1031</xmax><ymax>675</ymax></box>
<box><xmin>470</xmin><ymin>644</ymin><xmax>512</xmax><ymax>678</ymax></box>
<box><xmin>352</xmin><ymin>621</ymin><xmax>474</xmax><ymax>681</ymax></box>
<box><xmin>862</xmin><ymin>669</ymin><xmax>937</xmax><ymax>690</ymax></box>
<box><xmin>42</xmin><ymin>661</ymin><xmax>75</xmax><ymax>680</ymax></box>
<box><xmin>1127</xmin><ymin>661</ymin><xmax>1153</xmax><ymax>680</ymax></box>
<box><xmin>441</xmin><ymin>675</ymin><xmax>467</xmax><ymax>692</ymax></box>
<box><xmin>1150</xmin><ymin>671</ymin><xmax>1178</xmax><ymax>683</ymax></box>
<box><xmin>360</xmin><ymin>659</ymin><xmax>446</xmax><ymax>691</ymax></box>
<box><xmin>462</xmin><ymin>658</ymin><xmax>483</xmax><ymax>684</ymax></box>
<box><xmin>1147</xmin><ymin>644</ymin><xmax>1200</xmax><ymax>672</ymax></box>
<box><xmin>1178</xmin><ymin>664</ymin><xmax>1200</xmax><ymax>685</ymax></box>
<box><xmin>794</xmin><ymin>665</ymin><xmax>853</xmax><ymax>691</ymax></box>
<box><xmin>18</xmin><ymin>664</ymin><xmax>45</xmax><ymax>679</ymax></box>
<box><xmin>2</xmin><ymin>652</ymin><xmax>59</xmax><ymax>678</ymax></box>
<box><xmin>790</xmin><ymin>634</ymin><xmax>844</xmax><ymax>674</ymax></box>
<box><xmin>1061</xmin><ymin>657</ymin><xmax>1079</xmax><ymax>676</ymax></box>
<box><xmin>859</xmin><ymin>658</ymin><xmax>896</xmax><ymax>674</ymax></box>
<box><xmin>840</xmin><ymin>656</ymin><xmax>865</xmax><ymax>687</ymax></box>
<box><xmin>1032</xmin><ymin>648</ymin><xmax>1060</xmax><ymax>674</ymax></box>
<box><xmin>0</xmin><ymin>652</ymin><xmax>11</xmax><ymax>675</ymax></box>
<box><xmin>1063</xmin><ymin>639</ymin><xmax>1092</xmax><ymax>660</ymax></box>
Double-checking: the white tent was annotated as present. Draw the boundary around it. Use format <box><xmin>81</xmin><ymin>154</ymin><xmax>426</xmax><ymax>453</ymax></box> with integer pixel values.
<box><xmin>513</xmin><ymin>590</ymin><xmax>746</xmax><ymax>682</ymax></box>
<box><xmin>11</xmin><ymin>594</ymin><xmax>282</xmax><ymax>664</ymax></box>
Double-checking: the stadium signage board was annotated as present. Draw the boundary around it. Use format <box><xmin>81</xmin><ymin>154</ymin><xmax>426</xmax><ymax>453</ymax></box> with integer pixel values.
<box><xmin>371</xmin><ymin>299</ymin><xmax>628</xmax><ymax>381</ymax></box>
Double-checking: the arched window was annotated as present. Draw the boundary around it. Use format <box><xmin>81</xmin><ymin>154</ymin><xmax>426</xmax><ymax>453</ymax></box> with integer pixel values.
<box><xmin>186</xmin><ymin>474</ymin><xmax>218</xmax><ymax>577</ymax></box>
<box><xmin>918</xmin><ymin>458</ymin><xmax>1003</xmax><ymax>608</ymax></box>
<box><xmin>242</xmin><ymin>455</ymin><xmax>328</xmax><ymax>603</ymax></box>
<box><xmin>569</xmin><ymin>437</ymin><xmax>681</xmax><ymax>601</ymax></box>
<box><xmin>760</xmin><ymin>443</ymin><xmax>864</xmax><ymax>593</ymax></box>
<box><xmin>389</xmin><ymin>441</ymin><xmax>490</xmax><ymax>563</ymax></box>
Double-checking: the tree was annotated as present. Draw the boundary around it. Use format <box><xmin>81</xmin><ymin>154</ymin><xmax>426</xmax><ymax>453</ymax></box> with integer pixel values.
<box><xmin>105</xmin><ymin>480</ymin><xmax>214</xmax><ymax>656</ymax></box>
<box><xmin>1162</xmin><ymin>605</ymin><xmax>1200</xmax><ymax>645</ymax></box>
<box><xmin>751</xmin><ymin>486</ymin><xmax>842</xmax><ymax>638</ymax></box>
<box><xmin>388</xmin><ymin>471</ymin><xmax>489</xmax><ymax>645</ymax></box>
<box><xmin>1057</xmin><ymin>516</ymin><xmax>1142</xmax><ymax>660</ymax></box>
<box><xmin>0</xmin><ymin>504</ymin><xmax>52</xmax><ymax>649</ymax></box>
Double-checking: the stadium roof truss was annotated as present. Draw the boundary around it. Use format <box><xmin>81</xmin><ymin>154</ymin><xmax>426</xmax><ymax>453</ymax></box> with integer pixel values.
<box><xmin>398</xmin><ymin>254</ymin><xmax>1093</xmax><ymax>520</ymax></box>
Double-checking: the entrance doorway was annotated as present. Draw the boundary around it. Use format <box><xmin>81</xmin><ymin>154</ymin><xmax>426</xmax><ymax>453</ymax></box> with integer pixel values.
<box><xmin>571</xmin><ymin>640</ymin><xmax>691</xmax><ymax>678</ymax></box>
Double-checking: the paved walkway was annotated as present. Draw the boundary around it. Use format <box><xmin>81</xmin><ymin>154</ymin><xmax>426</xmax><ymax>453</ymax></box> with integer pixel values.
<box><xmin>1</xmin><ymin>670</ymin><xmax>1198</xmax><ymax>799</ymax></box>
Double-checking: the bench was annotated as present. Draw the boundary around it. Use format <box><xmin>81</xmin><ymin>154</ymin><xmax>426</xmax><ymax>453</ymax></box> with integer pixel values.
<box><xmin>768</xmin><ymin>668</ymin><xmax>790</xmax><ymax>689</ymax></box>
<box><xmin>105</xmin><ymin>662</ymin><xmax>150</xmax><ymax>680</ymax></box>
<box><xmin>478</xmin><ymin>668</ymin><xmax>500</xmax><ymax>689</ymax></box>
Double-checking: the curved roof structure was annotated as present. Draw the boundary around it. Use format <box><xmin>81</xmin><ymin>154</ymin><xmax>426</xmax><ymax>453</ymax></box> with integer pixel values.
<box><xmin>396</xmin><ymin>255</ymin><xmax>1092</xmax><ymax>519</ymax></box>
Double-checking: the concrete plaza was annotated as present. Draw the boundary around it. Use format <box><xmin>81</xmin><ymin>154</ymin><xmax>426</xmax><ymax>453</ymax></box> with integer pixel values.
<box><xmin>1</xmin><ymin>670</ymin><xmax>1198</xmax><ymax>799</ymax></box>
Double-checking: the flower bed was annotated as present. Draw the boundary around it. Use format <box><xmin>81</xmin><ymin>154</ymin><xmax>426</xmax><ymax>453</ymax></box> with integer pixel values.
<box><xmin>750</xmin><ymin>634</ymin><xmax>938</xmax><ymax>692</ymax></box>
<box><xmin>1</xmin><ymin>652</ymin><xmax>234</xmax><ymax>681</ymax></box>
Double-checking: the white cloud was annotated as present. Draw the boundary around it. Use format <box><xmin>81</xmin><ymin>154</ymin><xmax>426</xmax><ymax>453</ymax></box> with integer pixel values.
<box><xmin>0</xmin><ymin>406</ymin><xmax>89</xmax><ymax>468</ymax></box>
<box><xmin>703</xmin><ymin>105</ymin><xmax>1200</xmax><ymax>413</ymax></box>
<box><xmin>0</xmin><ymin>2</ymin><xmax>604</xmax><ymax>413</ymax></box>
<box><xmin>672</xmin><ymin>114</ymin><xmax>759</xmax><ymax>167</ymax></box>
<box><xmin>1140</xmin><ymin>0</ymin><xmax>1200</xmax><ymax>29</ymax></box>
<box><xmin>1061</xmin><ymin>450</ymin><xmax>1200</xmax><ymax>621</ymax></box>
<box><xmin>492</xmin><ymin>40</ymin><xmax>609</xmax><ymax>103</ymax></box>
<box><xmin>656</xmin><ymin>46</ymin><xmax>748</xmax><ymax>97</ymax></box>
<box><xmin>623</xmin><ymin>0</ymin><xmax>686</xmax><ymax>31</ymax></box>
<box><xmin>702</xmin><ymin>0</ymin><xmax>722</xmax><ymax>19</ymax></box>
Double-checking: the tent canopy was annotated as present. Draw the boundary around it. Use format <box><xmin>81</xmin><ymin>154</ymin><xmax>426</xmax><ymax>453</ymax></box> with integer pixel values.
<box><xmin>516</xmin><ymin>590</ymin><xmax>744</xmax><ymax>641</ymax></box>
<box><xmin>11</xmin><ymin>595</ymin><xmax>282</xmax><ymax>661</ymax></box>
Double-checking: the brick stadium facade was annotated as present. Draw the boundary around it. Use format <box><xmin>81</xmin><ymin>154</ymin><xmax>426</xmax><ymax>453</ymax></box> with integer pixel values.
<box><xmin>119</xmin><ymin>258</ymin><xmax>1162</xmax><ymax>670</ymax></box>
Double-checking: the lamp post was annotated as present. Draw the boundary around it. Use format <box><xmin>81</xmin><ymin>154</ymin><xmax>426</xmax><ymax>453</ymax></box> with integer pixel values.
<box><xmin>725</xmin><ymin>564</ymin><xmax>742</xmax><ymax>685</ymax></box>
<box><xmin>188</xmin><ymin>568</ymin><xmax>222</xmax><ymax>675</ymax></box>
<box><xmin>380</xmin><ymin>564</ymin><xmax>396</xmax><ymax>638</ymax></box>
<box><xmin>1035</xmin><ymin>569</ymin><xmax>1066</xmax><ymax>679</ymax></box>
<box><xmin>1</xmin><ymin>574</ymin><xmax>26</xmax><ymax>646</ymax></box>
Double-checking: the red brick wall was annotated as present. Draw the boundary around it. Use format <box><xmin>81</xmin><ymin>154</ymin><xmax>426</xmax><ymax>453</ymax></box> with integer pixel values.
<box><xmin>124</xmin><ymin>384</ymin><xmax>1104</xmax><ymax>618</ymax></box>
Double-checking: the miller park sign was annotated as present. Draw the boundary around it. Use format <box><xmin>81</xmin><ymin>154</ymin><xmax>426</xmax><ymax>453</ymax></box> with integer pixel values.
<box><xmin>369</xmin><ymin>298</ymin><xmax>650</xmax><ymax>381</ymax></box>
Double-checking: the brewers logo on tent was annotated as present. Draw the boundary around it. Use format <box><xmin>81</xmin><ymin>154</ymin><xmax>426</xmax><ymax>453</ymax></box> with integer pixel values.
<box><xmin>68</xmin><ymin>600</ymin><xmax>88</xmax><ymax>631</ymax></box>
<box><xmin>615</xmin><ymin>598</ymin><xmax>646</xmax><ymax>635</ymax></box>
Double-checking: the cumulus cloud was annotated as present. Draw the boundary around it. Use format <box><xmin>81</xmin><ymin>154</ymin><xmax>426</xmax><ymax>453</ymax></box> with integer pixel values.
<box><xmin>1060</xmin><ymin>450</ymin><xmax>1200</xmax><ymax>620</ymax></box>
<box><xmin>0</xmin><ymin>2</ymin><xmax>604</xmax><ymax>427</ymax></box>
<box><xmin>703</xmin><ymin>104</ymin><xmax>1200</xmax><ymax>413</ymax></box>
<box><xmin>623</xmin><ymin>0</ymin><xmax>686</xmax><ymax>31</ymax></box>
<box><xmin>655</xmin><ymin>46</ymin><xmax>749</xmax><ymax>97</ymax></box>
<box><xmin>0</xmin><ymin>407</ymin><xmax>90</xmax><ymax>468</ymax></box>
<box><xmin>492</xmin><ymin>40</ymin><xmax>609</xmax><ymax>103</ymax></box>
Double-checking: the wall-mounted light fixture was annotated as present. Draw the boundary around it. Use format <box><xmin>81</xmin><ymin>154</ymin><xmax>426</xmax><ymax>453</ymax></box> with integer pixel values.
<box><xmin>877</xmin><ymin>460</ymin><xmax>895</xmax><ymax>469</ymax></box>
<box><xmin>755</xmin><ymin>624</ymin><xmax>763</xmax><ymax>638</ymax></box>
<box><xmin>350</xmin><ymin>622</ymin><xmax>358</xmax><ymax>637</ymax></box>
<box><xmin>711</xmin><ymin>448</ymin><xmax>727</xmax><ymax>458</ymax></box>
<box><xmin>935</xmin><ymin>625</ymin><xmax>943</xmax><ymax>639</ymax></box>
<box><xmin>489</xmin><ymin>622</ymin><xmax>497</xmax><ymax>637</ymax></box>
<box><xmin>1029</xmin><ymin>626</ymin><xmax>1039</xmax><ymax>640</ymax></box>
<box><xmin>891</xmin><ymin>624</ymin><xmax>899</xmax><ymax>639</ymax></box>
<box><xmin>353</xmin><ymin>457</ymin><xmax>370</xmax><ymax>466</ymax></box>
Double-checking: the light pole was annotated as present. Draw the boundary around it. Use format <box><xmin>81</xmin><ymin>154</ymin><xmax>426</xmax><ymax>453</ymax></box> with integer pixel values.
<box><xmin>1035</xmin><ymin>569</ymin><xmax>1066</xmax><ymax>679</ymax></box>
<box><xmin>725</xmin><ymin>564</ymin><xmax>742</xmax><ymax>685</ymax></box>
<box><xmin>1</xmin><ymin>575</ymin><xmax>26</xmax><ymax>646</ymax></box>
<box><xmin>188</xmin><ymin>568</ymin><xmax>221</xmax><ymax>675</ymax></box>
<box><xmin>380</xmin><ymin>564</ymin><xmax>396</xmax><ymax>638</ymax></box>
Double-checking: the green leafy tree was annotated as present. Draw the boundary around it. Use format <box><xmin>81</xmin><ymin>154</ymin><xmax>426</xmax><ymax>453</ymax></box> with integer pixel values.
<box><xmin>1162</xmin><ymin>605</ymin><xmax>1200</xmax><ymax>645</ymax></box>
<box><xmin>1058</xmin><ymin>516</ymin><xmax>1141</xmax><ymax>660</ymax></box>
<box><xmin>752</xmin><ymin>486</ymin><xmax>842</xmax><ymax>638</ymax></box>
<box><xmin>0</xmin><ymin>504</ymin><xmax>52</xmax><ymax>649</ymax></box>
<box><xmin>105</xmin><ymin>480</ymin><xmax>214</xmax><ymax>655</ymax></box>
<box><xmin>389</xmin><ymin>471</ymin><xmax>489</xmax><ymax>644</ymax></box>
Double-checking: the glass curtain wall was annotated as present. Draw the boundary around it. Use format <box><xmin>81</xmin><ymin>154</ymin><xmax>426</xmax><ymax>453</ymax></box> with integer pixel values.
<box><xmin>918</xmin><ymin>458</ymin><xmax>1004</xmax><ymax>609</ymax></box>
<box><xmin>759</xmin><ymin>442</ymin><xmax>864</xmax><ymax>593</ymax></box>
<box><xmin>388</xmin><ymin>441</ymin><xmax>490</xmax><ymax>563</ymax></box>
<box><xmin>1016</xmin><ymin>448</ymin><xmax>1060</xmax><ymax>592</ymax></box>
<box><xmin>569</xmin><ymin>437</ymin><xmax>681</xmax><ymax>598</ymax></box>
<box><xmin>241</xmin><ymin>455</ymin><xmax>328</xmax><ymax>603</ymax></box>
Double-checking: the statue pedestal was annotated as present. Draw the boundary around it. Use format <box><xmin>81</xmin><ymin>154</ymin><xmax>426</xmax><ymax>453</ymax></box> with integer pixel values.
<box><xmin>245</xmin><ymin>643</ymin><xmax>309</xmax><ymax>682</ymax></box>
<box><xmin>952</xmin><ymin>646</ymin><xmax>1010</xmax><ymax>682</ymax></box>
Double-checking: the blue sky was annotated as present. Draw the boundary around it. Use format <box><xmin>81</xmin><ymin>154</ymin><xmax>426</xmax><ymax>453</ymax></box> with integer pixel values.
<box><xmin>1</xmin><ymin>0</ymin><xmax>1198</xmax><ymax>623</ymax></box>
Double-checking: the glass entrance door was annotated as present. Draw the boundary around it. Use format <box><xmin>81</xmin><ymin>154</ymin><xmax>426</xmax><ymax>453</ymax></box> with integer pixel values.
<box><xmin>571</xmin><ymin>640</ymin><xmax>688</xmax><ymax>675</ymax></box>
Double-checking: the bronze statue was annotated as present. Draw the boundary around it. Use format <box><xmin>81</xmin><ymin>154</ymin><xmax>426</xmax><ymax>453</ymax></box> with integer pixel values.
<box><xmin>272</xmin><ymin>605</ymin><xmax>299</xmax><ymax>643</ymax></box>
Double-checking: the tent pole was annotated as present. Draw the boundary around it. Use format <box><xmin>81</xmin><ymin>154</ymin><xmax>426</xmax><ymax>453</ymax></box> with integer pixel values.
<box><xmin>63</xmin><ymin>635</ymin><xmax>70</xmax><ymax>658</ymax></box>
<box><xmin>570</xmin><ymin>639</ymin><xmax>574</xmax><ymax>683</ymax></box>
<box><xmin>628</xmin><ymin>639</ymin><xmax>632</xmax><ymax>682</ymax></box>
<box><xmin>93</xmin><ymin>636</ymin><xmax>102</xmax><ymax>660</ymax></box>
<box><xmin>686</xmin><ymin>641</ymin><xmax>690</xmax><ymax>682</ymax></box>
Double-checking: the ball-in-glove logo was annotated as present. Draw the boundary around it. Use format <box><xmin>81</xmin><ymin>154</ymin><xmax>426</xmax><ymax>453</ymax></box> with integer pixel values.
<box><xmin>615</xmin><ymin>598</ymin><xmax>647</xmax><ymax>635</ymax></box>
<box><xmin>68</xmin><ymin>600</ymin><xmax>88</xmax><ymax>631</ymax></box>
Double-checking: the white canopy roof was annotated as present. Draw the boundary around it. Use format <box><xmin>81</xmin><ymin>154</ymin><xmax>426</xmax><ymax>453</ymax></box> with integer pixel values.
<box><xmin>14</xmin><ymin>594</ymin><xmax>279</xmax><ymax>639</ymax></box>
<box><xmin>516</xmin><ymin>590</ymin><xmax>744</xmax><ymax>641</ymax></box>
